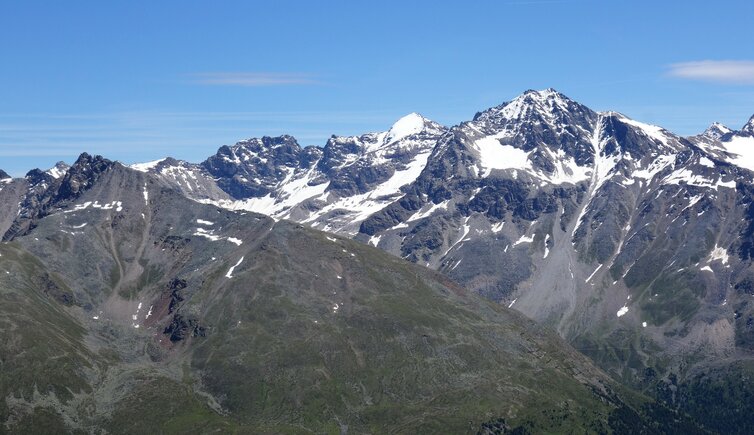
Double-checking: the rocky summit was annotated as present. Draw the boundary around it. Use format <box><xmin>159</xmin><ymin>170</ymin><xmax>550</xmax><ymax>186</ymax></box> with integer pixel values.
<box><xmin>2</xmin><ymin>88</ymin><xmax>754</xmax><ymax>433</ymax></box>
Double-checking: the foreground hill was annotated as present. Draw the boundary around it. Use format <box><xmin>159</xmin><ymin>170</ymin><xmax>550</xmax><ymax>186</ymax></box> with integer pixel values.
<box><xmin>0</xmin><ymin>156</ymin><xmax>699</xmax><ymax>433</ymax></box>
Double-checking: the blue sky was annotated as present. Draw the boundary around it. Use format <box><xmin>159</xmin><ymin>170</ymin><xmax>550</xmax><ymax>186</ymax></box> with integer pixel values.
<box><xmin>1</xmin><ymin>0</ymin><xmax>753</xmax><ymax>175</ymax></box>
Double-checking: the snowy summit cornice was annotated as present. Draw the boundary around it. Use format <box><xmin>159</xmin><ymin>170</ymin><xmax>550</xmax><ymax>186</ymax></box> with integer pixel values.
<box><xmin>386</xmin><ymin>112</ymin><xmax>432</xmax><ymax>143</ymax></box>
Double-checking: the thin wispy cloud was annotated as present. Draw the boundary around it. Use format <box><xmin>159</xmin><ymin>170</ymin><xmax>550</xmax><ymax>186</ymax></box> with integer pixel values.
<box><xmin>668</xmin><ymin>60</ymin><xmax>754</xmax><ymax>84</ymax></box>
<box><xmin>187</xmin><ymin>72</ymin><xmax>321</xmax><ymax>86</ymax></box>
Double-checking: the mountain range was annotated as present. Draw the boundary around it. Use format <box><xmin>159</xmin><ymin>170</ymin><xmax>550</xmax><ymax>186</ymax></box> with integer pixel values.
<box><xmin>2</xmin><ymin>88</ymin><xmax>754</xmax><ymax>432</ymax></box>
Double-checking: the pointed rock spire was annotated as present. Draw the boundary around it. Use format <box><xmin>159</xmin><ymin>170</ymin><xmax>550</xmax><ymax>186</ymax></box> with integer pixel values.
<box><xmin>742</xmin><ymin>114</ymin><xmax>754</xmax><ymax>135</ymax></box>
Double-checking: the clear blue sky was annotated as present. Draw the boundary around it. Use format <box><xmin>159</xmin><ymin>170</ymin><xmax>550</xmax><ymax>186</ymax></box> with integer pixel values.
<box><xmin>1</xmin><ymin>0</ymin><xmax>753</xmax><ymax>175</ymax></box>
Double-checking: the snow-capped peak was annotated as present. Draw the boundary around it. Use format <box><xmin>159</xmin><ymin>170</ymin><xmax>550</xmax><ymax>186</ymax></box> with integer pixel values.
<box><xmin>522</xmin><ymin>87</ymin><xmax>561</xmax><ymax>99</ymax></box>
<box><xmin>515</xmin><ymin>88</ymin><xmax>571</xmax><ymax>106</ymax></box>
<box><xmin>386</xmin><ymin>112</ymin><xmax>430</xmax><ymax>143</ymax></box>
<box><xmin>471</xmin><ymin>88</ymin><xmax>591</xmax><ymax>129</ymax></box>
<box><xmin>498</xmin><ymin>88</ymin><xmax>570</xmax><ymax>119</ymax></box>
<box><xmin>701</xmin><ymin>122</ymin><xmax>733</xmax><ymax>139</ymax></box>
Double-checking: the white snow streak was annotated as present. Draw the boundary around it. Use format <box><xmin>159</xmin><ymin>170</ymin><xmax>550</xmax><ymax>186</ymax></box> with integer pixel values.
<box><xmin>407</xmin><ymin>200</ymin><xmax>449</xmax><ymax>222</ymax></box>
<box><xmin>225</xmin><ymin>256</ymin><xmax>245</xmax><ymax>278</ymax></box>
<box><xmin>585</xmin><ymin>264</ymin><xmax>603</xmax><ymax>283</ymax></box>
<box><xmin>513</xmin><ymin>234</ymin><xmax>534</xmax><ymax>246</ymax></box>
<box><xmin>443</xmin><ymin>218</ymin><xmax>471</xmax><ymax>256</ymax></box>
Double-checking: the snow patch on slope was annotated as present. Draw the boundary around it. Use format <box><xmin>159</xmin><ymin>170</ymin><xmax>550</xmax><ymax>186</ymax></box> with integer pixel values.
<box><xmin>709</xmin><ymin>245</ymin><xmax>729</xmax><ymax>265</ymax></box>
<box><xmin>663</xmin><ymin>169</ymin><xmax>736</xmax><ymax>190</ymax></box>
<box><xmin>698</xmin><ymin>156</ymin><xmax>715</xmax><ymax>168</ymax></box>
<box><xmin>513</xmin><ymin>234</ymin><xmax>534</xmax><ymax>246</ymax></box>
<box><xmin>633</xmin><ymin>154</ymin><xmax>675</xmax><ymax>182</ymax></box>
<box><xmin>200</xmin><ymin>166</ymin><xmax>329</xmax><ymax>221</ymax></box>
<box><xmin>130</xmin><ymin>159</ymin><xmax>166</xmax><ymax>172</ymax></box>
<box><xmin>302</xmin><ymin>150</ymin><xmax>433</xmax><ymax>229</ymax></box>
<box><xmin>616</xmin><ymin>306</ymin><xmax>629</xmax><ymax>317</ymax></box>
<box><xmin>474</xmin><ymin>134</ymin><xmax>532</xmax><ymax>177</ymax></box>
<box><xmin>720</xmin><ymin>135</ymin><xmax>754</xmax><ymax>173</ymax></box>
<box><xmin>540</xmin><ymin>149</ymin><xmax>591</xmax><ymax>184</ymax></box>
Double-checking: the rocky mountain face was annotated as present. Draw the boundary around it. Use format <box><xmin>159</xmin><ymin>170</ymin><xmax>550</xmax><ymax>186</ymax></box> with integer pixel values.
<box><xmin>3</xmin><ymin>154</ymin><xmax>110</xmax><ymax>241</ymax></box>
<box><xmin>743</xmin><ymin>115</ymin><xmax>754</xmax><ymax>134</ymax></box>
<box><xmin>116</xmin><ymin>88</ymin><xmax>754</xmax><ymax>431</ymax></box>
<box><xmin>4</xmin><ymin>88</ymin><xmax>754</xmax><ymax>432</ymax></box>
<box><xmin>133</xmin><ymin>112</ymin><xmax>447</xmax><ymax>234</ymax></box>
<box><xmin>0</xmin><ymin>156</ymin><xmax>697</xmax><ymax>433</ymax></box>
<box><xmin>362</xmin><ymin>95</ymin><xmax>754</xmax><ymax>432</ymax></box>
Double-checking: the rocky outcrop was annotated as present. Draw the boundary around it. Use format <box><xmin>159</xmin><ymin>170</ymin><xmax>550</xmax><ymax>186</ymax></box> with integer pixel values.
<box><xmin>164</xmin><ymin>313</ymin><xmax>206</xmax><ymax>342</ymax></box>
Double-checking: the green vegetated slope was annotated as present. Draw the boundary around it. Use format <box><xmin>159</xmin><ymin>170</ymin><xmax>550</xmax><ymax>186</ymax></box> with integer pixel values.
<box><xmin>0</xmin><ymin>226</ymin><xmax>703</xmax><ymax>434</ymax></box>
<box><xmin>0</xmin><ymin>164</ymin><xmax>701</xmax><ymax>433</ymax></box>
<box><xmin>0</xmin><ymin>245</ymin><xmax>93</xmax><ymax>434</ymax></box>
